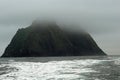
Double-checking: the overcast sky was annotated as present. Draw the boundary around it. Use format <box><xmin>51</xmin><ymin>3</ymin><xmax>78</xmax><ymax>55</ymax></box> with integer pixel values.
<box><xmin>0</xmin><ymin>0</ymin><xmax>120</xmax><ymax>56</ymax></box>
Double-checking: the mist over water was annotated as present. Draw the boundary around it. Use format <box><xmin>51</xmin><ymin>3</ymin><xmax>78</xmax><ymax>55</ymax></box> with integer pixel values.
<box><xmin>0</xmin><ymin>0</ymin><xmax>120</xmax><ymax>79</ymax></box>
<box><xmin>0</xmin><ymin>56</ymin><xmax>120</xmax><ymax>80</ymax></box>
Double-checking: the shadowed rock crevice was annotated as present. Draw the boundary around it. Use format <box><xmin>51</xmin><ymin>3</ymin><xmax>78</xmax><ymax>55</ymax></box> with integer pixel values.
<box><xmin>2</xmin><ymin>21</ymin><xmax>106</xmax><ymax>57</ymax></box>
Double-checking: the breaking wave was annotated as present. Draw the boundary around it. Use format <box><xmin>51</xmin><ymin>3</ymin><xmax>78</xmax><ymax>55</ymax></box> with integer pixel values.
<box><xmin>0</xmin><ymin>56</ymin><xmax>120</xmax><ymax>80</ymax></box>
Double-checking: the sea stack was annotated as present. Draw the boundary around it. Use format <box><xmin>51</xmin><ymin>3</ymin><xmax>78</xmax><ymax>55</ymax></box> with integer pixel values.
<box><xmin>2</xmin><ymin>20</ymin><xmax>106</xmax><ymax>57</ymax></box>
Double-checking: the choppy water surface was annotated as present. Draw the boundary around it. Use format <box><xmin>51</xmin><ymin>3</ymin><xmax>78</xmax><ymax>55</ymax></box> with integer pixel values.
<box><xmin>0</xmin><ymin>56</ymin><xmax>120</xmax><ymax>80</ymax></box>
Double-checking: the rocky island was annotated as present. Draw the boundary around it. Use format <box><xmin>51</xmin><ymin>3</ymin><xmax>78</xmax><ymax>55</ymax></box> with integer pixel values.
<box><xmin>1</xmin><ymin>20</ymin><xmax>106</xmax><ymax>57</ymax></box>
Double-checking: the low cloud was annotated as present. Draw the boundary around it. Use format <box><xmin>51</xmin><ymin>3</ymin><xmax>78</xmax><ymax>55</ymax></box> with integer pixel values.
<box><xmin>0</xmin><ymin>0</ymin><xmax>120</xmax><ymax>55</ymax></box>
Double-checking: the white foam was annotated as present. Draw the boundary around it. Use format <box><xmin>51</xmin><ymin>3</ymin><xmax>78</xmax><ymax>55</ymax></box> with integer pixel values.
<box><xmin>114</xmin><ymin>58</ymin><xmax>120</xmax><ymax>65</ymax></box>
<box><xmin>0</xmin><ymin>60</ymin><xmax>100</xmax><ymax>80</ymax></box>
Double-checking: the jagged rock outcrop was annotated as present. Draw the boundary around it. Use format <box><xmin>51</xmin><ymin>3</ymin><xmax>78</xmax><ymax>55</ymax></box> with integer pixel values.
<box><xmin>2</xmin><ymin>21</ymin><xmax>106</xmax><ymax>57</ymax></box>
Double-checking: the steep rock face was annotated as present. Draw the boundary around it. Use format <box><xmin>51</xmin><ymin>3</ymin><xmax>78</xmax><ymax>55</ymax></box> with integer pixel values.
<box><xmin>2</xmin><ymin>21</ymin><xmax>106</xmax><ymax>57</ymax></box>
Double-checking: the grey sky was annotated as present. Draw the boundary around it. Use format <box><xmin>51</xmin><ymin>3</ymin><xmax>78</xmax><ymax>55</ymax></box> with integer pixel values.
<box><xmin>0</xmin><ymin>0</ymin><xmax>120</xmax><ymax>55</ymax></box>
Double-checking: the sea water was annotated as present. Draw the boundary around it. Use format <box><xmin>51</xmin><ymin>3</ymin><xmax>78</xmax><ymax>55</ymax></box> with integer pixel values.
<box><xmin>0</xmin><ymin>56</ymin><xmax>120</xmax><ymax>80</ymax></box>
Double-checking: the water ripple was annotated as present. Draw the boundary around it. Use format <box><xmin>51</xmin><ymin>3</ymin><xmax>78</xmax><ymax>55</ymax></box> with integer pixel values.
<box><xmin>0</xmin><ymin>57</ymin><xmax>120</xmax><ymax>80</ymax></box>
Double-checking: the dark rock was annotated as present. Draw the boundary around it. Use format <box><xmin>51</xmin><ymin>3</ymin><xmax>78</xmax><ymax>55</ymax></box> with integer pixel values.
<box><xmin>1</xmin><ymin>21</ymin><xmax>106</xmax><ymax>57</ymax></box>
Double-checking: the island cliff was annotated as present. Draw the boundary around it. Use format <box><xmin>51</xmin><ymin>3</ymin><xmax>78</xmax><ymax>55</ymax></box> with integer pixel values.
<box><xmin>2</xmin><ymin>20</ymin><xmax>106</xmax><ymax>57</ymax></box>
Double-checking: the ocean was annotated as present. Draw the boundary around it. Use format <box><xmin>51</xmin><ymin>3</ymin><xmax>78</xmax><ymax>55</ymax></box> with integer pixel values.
<box><xmin>0</xmin><ymin>56</ymin><xmax>120</xmax><ymax>80</ymax></box>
